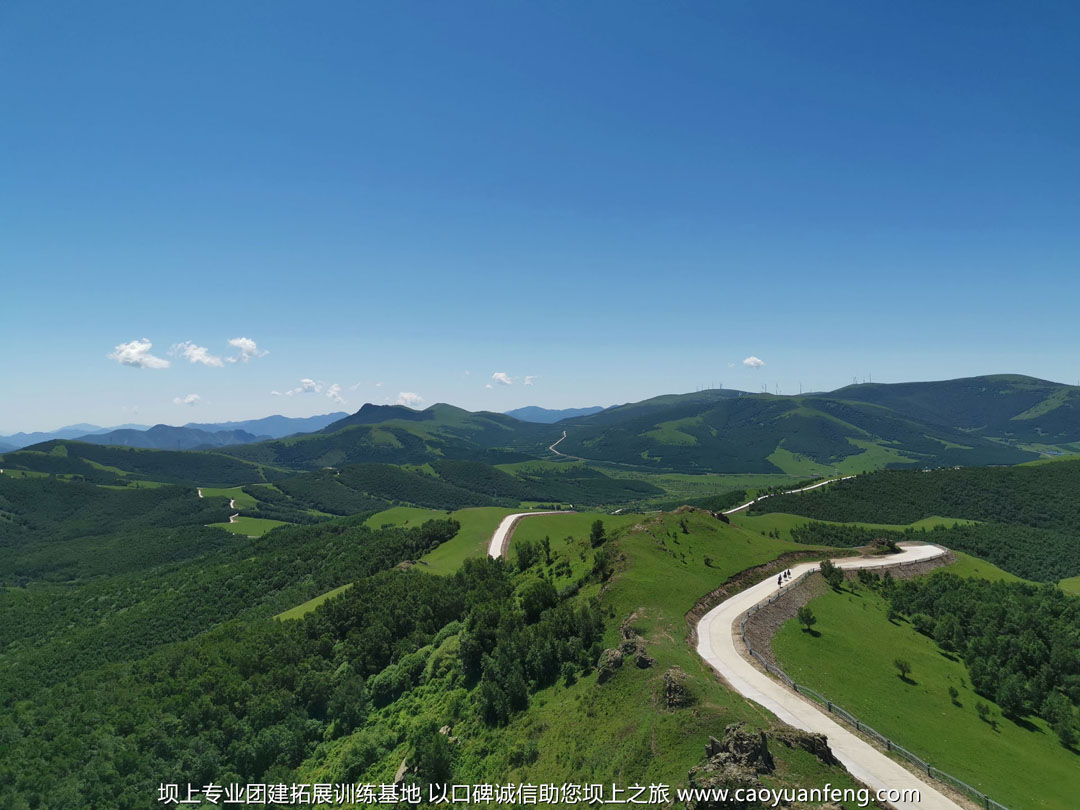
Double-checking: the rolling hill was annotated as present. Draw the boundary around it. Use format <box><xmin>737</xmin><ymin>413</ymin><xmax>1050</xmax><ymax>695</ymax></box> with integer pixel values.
<box><xmin>828</xmin><ymin>374</ymin><xmax>1080</xmax><ymax>446</ymax></box>
<box><xmin>184</xmin><ymin>411</ymin><xmax>348</xmax><ymax>438</ymax></box>
<box><xmin>223</xmin><ymin>403</ymin><xmax>555</xmax><ymax>469</ymax></box>
<box><xmin>553</xmin><ymin>388</ymin><xmax>1039</xmax><ymax>473</ymax></box>
<box><xmin>75</xmin><ymin>424</ymin><xmax>270</xmax><ymax>450</ymax></box>
<box><xmin>216</xmin><ymin>378</ymin><xmax>1066</xmax><ymax>474</ymax></box>
<box><xmin>5</xmin><ymin>376</ymin><xmax>1073</xmax><ymax>483</ymax></box>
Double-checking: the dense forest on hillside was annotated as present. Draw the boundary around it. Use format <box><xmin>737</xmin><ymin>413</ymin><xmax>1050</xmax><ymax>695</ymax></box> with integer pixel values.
<box><xmin>756</xmin><ymin>462</ymin><xmax>1080</xmax><ymax>581</ymax></box>
<box><xmin>888</xmin><ymin>573</ymin><xmax>1080</xmax><ymax>745</ymax></box>
<box><xmin>556</xmin><ymin>393</ymin><xmax>1037</xmax><ymax>473</ymax></box>
<box><xmin>0</xmin><ymin>477</ymin><xmax>231</xmax><ymax>583</ymax></box>
<box><xmin>0</xmin><ymin>529</ymin><xmax>607</xmax><ymax>809</ymax></box>
<box><xmin>790</xmin><ymin>520</ymin><xmax>1080</xmax><ymax>582</ymax></box>
<box><xmin>754</xmin><ymin>462</ymin><xmax>1080</xmax><ymax>530</ymax></box>
<box><xmin>0</xmin><ymin>441</ymin><xmax>267</xmax><ymax>486</ymax></box>
<box><xmin>0</xmin><ymin>517</ymin><xmax>460</xmax><ymax>703</ymax></box>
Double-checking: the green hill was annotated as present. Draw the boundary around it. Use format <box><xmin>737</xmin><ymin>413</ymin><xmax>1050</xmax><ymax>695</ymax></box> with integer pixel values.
<box><xmin>555</xmin><ymin>389</ymin><xmax>1037</xmax><ymax>473</ymax></box>
<box><xmin>222</xmin><ymin>403</ymin><xmax>554</xmax><ymax>470</ymax></box>
<box><xmin>0</xmin><ymin>440</ymin><xmax>271</xmax><ymax>486</ymax></box>
<box><xmin>216</xmin><ymin>378</ymin><xmax>1058</xmax><ymax>476</ymax></box>
<box><xmin>830</xmin><ymin>374</ymin><xmax>1080</xmax><ymax>446</ymax></box>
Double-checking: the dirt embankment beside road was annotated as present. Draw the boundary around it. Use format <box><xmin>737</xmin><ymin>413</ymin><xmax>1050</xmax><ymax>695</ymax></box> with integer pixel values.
<box><xmin>742</xmin><ymin>551</ymin><xmax>954</xmax><ymax>668</ymax></box>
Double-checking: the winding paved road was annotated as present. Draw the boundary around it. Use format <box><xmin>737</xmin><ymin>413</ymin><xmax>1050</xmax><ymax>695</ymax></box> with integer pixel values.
<box><xmin>696</xmin><ymin>543</ymin><xmax>961</xmax><ymax>810</ymax></box>
<box><xmin>722</xmin><ymin>475</ymin><xmax>857</xmax><ymax>515</ymax></box>
<box><xmin>487</xmin><ymin>510</ymin><xmax>574</xmax><ymax>559</ymax></box>
<box><xmin>483</xmin><ymin>495</ymin><xmax>964</xmax><ymax>809</ymax></box>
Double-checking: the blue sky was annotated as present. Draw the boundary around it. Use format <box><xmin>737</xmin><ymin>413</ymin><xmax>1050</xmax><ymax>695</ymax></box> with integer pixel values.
<box><xmin>3</xmin><ymin>1</ymin><xmax>1079</xmax><ymax>431</ymax></box>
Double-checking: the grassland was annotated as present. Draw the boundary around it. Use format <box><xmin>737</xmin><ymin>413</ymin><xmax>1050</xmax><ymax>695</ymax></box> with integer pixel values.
<box><xmin>603</xmin><ymin>469</ymin><xmax>806</xmax><ymax>505</ymax></box>
<box><xmin>209</xmin><ymin>516</ymin><xmax>288</xmax><ymax>537</ymax></box>
<box><xmin>296</xmin><ymin>509</ymin><xmax>867</xmax><ymax>794</ymax></box>
<box><xmin>730</xmin><ymin>511</ymin><xmax>974</xmax><ymax>542</ymax></box>
<box><xmin>943</xmin><ymin>550</ymin><xmax>1027</xmax><ymax>582</ymax></box>
<box><xmin>1059</xmin><ymin>575</ymin><xmax>1080</xmax><ymax>595</ymax></box>
<box><xmin>275</xmin><ymin>583</ymin><xmax>353</xmax><ymax>621</ymax></box>
<box><xmin>773</xmin><ymin>583</ymin><xmax>1079</xmax><ymax>810</ymax></box>
<box><xmin>199</xmin><ymin>485</ymin><xmax>259</xmax><ymax>509</ymax></box>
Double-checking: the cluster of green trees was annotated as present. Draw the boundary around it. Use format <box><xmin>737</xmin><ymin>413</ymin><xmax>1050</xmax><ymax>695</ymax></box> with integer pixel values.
<box><xmin>0</xmin><ymin>516</ymin><xmax>607</xmax><ymax>808</ymax></box>
<box><xmin>554</xmin><ymin>394</ymin><xmax>1033</xmax><ymax>473</ymax></box>
<box><xmin>1</xmin><ymin>440</ymin><xmax>265</xmax><ymax>486</ymax></box>
<box><xmin>761</xmin><ymin>462</ymin><xmax>1080</xmax><ymax>580</ymax></box>
<box><xmin>888</xmin><ymin>573</ymin><xmax>1080</xmax><ymax>745</ymax></box>
<box><xmin>0</xmin><ymin>515</ymin><xmax>460</xmax><ymax>703</ymax></box>
<box><xmin>755</xmin><ymin>462</ymin><xmax>1080</xmax><ymax>530</ymax></box>
<box><xmin>0</xmin><ymin>476</ymin><xmax>229</xmax><ymax>584</ymax></box>
<box><xmin>788</xmin><ymin>519</ymin><xmax>1080</xmax><ymax>581</ymax></box>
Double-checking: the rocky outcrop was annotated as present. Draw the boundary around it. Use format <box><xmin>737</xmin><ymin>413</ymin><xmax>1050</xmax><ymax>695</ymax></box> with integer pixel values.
<box><xmin>663</xmin><ymin>666</ymin><xmax>694</xmax><ymax>709</ymax></box>
<box><xmin>773</xmin><ymin>728</ymin><xmax>838</xmax><ymax>765</ymax></box>
<box><xmin>686</xmin><ymin>724</ymin><xmax>774</xmax><ymax>810</ymax></box>
<box><xmin>685</xmin><ymin>724</ymin><xmax>843</xmax><ymax>810</ymax></box>
<box><xmin>596</xmin><ymin>648</ymin><xmax>623</xmax><ymax>683</ymax></box>
<box><xmin>704</xmin><ymin>723</ymin><xmax>774</xmax><ymax>773</ymax></box>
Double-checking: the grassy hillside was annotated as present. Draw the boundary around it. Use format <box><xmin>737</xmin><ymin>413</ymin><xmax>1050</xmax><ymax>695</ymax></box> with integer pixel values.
<box><xmin>831</xmin><ymin>374</ymin><xmax>1080</xmax><ymax>448</ymax></box>
<box><xmin>223</xmin><ymin>403</ymin><xmax>554</xmax><ymax>470</ymax></box>
<box><xmin>555</xmin><ymin>390</ymin><xmax>1036</xmax><ymax>474</ymax></box>
<box><xmin>752</xmin><ymin>461</ymin><xmax>1080</xmax><ymax>580</ymax></box>
<box><xmin>213</xmin><ymin>375</ymin><xmax>1074</xmax><ymax>476</ymax></box>
<box><xmin>0</xmin><ymin>440</ymin><xmax>272</xmax><ymax>486</ymax></box>
<box><xmin>773</xmin><ymin>578</ymin><xmax>1079</xmax><ymax>810</ymax></box>
<box><xmin>288</xmin><ymin>508</ymin><xmax>867</xmax><ymax>798</ymax></box>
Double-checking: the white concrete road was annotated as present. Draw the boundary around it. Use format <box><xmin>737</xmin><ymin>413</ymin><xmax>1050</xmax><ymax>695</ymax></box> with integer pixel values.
<box><xmin>487</xmin><ymin>511</ymin><xmax>574</xmax><ymax>559</ymax></box>
<box><xmin>722</xmin><ymin>475</ymin><xmax>858</xmax><ymax>516</ymax></box>
<box><xmin>696</xmin><ymin>543</ymin><xmax>962</xmax><ymax>810</ymax></box>
<box><xmin>480</xmin><ymin>496</ymin><xmax>961</xmax><ymax>808</ymax></box>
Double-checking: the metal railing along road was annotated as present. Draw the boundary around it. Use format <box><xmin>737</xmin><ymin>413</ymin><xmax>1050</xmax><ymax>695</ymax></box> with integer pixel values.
<box><xmin>739</xmin><ymin>561</ymin><xmax>1011</xmax><ymax>810</ymax></box>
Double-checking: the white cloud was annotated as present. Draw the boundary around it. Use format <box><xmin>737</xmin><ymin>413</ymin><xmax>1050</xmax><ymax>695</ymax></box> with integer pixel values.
<box><xmin>226</xmin><ymin>337</ymin><xmax>268</xmax><ymax>363</ymax></box>
<box><xmin>170</xmin><ymin>341</ymin><xmax>224</xmax><ymax>367</ymax></box>
<box><xmin>524</xmin><ymin>375</ymin><xmax>537</xmax><ymax>386</ymax></box>
<box><xmin>743</xmin><ymin>356</ymin><xmax>766</xmax><ymax>368</ymax></box>
<box><xmin>107</xmin><ymin>339</ymin><xmax>171</xmax><ymax>369</ymax></box>
<box><xmin>485</xmin><ymin>383</ymin><xmax>493</xmax><ymax>389</ymax></box>
<box><xmin>375</xmin><ymin>381</ymin><xmax>384</xmax><ymax>388</ymax></box>
<box><xmin>491</xmin><ymin>372</ymin><xmax>513</xmax><ymax>386</ymax></box>
<box><xmin>173</xmin><ymin>393</ymin><xmax>201</xmax><ymax>406</ymax></box>
<box><xmin>273</xmin><ymin>378</ymin><xmax>322</xmax><ymax>397</ymax></box>
<box><xmin>272</xmin><ymin>378</ymin><xmax>344</xmax><ymax>404</ymax></box>
<box><xmin>397</xmin><ymin>392</ymin><xmax>424</xmax><ymax>408</ymax></box>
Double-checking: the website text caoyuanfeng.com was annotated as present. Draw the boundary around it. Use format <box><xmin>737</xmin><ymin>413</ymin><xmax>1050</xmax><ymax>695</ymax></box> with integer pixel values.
<box><xmin>157</xmin><ymin>782</ymin><xmax>921</xmax><ymax>807</ymax></box>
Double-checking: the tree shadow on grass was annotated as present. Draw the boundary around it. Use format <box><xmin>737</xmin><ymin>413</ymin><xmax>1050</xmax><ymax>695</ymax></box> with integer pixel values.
<box><xmin>1008</xmin><ymin>715</ymin><xmax>1044</xmax><ymax>734</ymax></box>
<box><xmin>896</xmin><ymin>674</ymin><xmax>918</xmax><ymax>686</ymax></box>
<box><xmin>938</xmin><ymin>650</ymin><xmax>959</xmax><ymax>663</ymax></box>
<box><xmin>800</xmin><ymin>628</ymin><xmax>821</xmax><ymax>638</ymax></box>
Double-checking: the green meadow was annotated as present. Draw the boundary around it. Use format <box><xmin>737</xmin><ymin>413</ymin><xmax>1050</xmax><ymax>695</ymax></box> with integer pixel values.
<box><xmin>773</xmin><ymin>581</ymin><xmax>1079</xmax><ymax>810</ymax></box>
<box><xmin>295</xmin><ymin>509</ymin><xmax>866</xmax><ymax>794</ymax></box>
<box><xmin>199</xmin><ymin>485</ymin><xmax>259</xmax><ymax>509</ymax></box>
<box><xmin>209</xmin><ymin>516</ymin><xmax>288</xmax><ymax>537</ymax></box>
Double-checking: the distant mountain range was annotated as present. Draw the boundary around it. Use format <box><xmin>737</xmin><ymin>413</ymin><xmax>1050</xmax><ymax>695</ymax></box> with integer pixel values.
<box><xmin>4</xmin><ymin>376</ymin><xmax>1079</xmax><ymax>476</ymax></box>
<box><xmin>74</xmin><ymin>425</ymin><xmax>271</xmax><ymax>451</ymax></box>
<box><xmin>184</xmin><ymin>412</ymin><xmax>347</xmax><ymax>438</ymax></box>
<box><xmin>504</xmin><ymin>406</ymin><xmax>605</xmax><ymax>423</ymax></box>
<box><xmin>219</xmin><ymin>375</ymin><xmax>1077</xmax><ymax>474</ymax></box>
<box><xmin>0</xmin><ymin>412</ymin><xmax>347</xmax><ymax>451</ymax></box>
<box><xmin>0</xmin><ymin>423</ymin><xmax>150</xmax><ymax>449</ymax></box>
